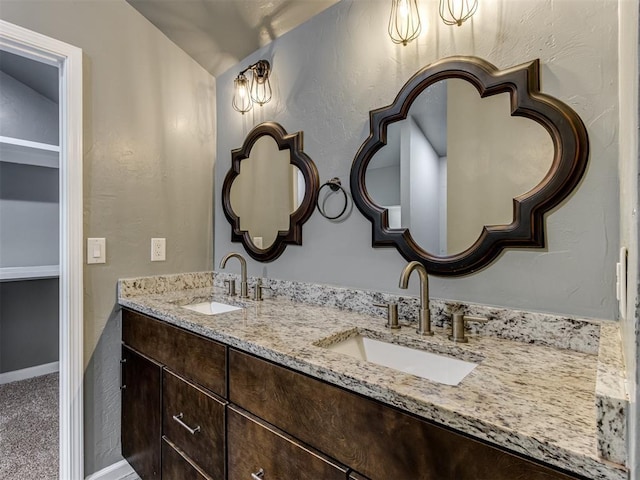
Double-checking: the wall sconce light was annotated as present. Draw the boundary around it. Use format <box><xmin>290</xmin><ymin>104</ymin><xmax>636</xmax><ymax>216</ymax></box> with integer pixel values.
<box><xmin>439</xmin><ymin>0</ymin><xmax>478</xmax><ymax>27</ymax></box>
<box><xmin>232</xmin><ymin>59</ymin><xmax>272</xmax><ymax>114</ymax></box>
<box><xmin>388</xmin><ymin>0</ymin><xmax>422</xmax><ymax>46</ymax></box>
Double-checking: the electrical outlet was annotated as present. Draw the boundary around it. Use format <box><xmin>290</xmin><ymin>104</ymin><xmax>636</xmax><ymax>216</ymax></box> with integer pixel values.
<box><xmin>151</xmin><ymin>238</ymin><xmax>166</xmax><ymax>261</ymax></box>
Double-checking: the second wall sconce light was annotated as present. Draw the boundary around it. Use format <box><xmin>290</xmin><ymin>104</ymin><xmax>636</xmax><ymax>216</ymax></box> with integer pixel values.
<box><xmin>439</xmin><ymin>0</ymin><xmax>478</xmax><ymax>27</ymax></box>
<box><xmin>387</xmin><ymin>0</ymin><xmax>479</xmax><ymax>45</ymax></box>
<box><xmin>232</xmin><ymin>59</ymin><xmax>272</xmax><ymax>114</ymax></box>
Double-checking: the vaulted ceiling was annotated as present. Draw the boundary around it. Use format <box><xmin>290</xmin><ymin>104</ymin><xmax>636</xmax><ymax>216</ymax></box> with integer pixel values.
<box><xmin>127</xmin><ymin>0</ymin><xmax>340</xmax><ymax>77</ymax></box>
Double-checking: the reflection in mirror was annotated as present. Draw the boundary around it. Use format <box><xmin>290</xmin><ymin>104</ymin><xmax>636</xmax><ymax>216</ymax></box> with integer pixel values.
<box><xmin>365</xmin><ymin>78</ymin><xmax>553</xmax><ymax>256</ymax></box>
<box><xmin>229</xmin><ymin>135</ymin><xmax>305</xmax><ymax>250</ymax></box>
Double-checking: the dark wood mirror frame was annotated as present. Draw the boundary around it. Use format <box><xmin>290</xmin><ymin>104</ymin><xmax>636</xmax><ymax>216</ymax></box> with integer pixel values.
<box><xmin>222</xmin><ymin>122</ymin><xmax>319</xmax><ymax>262</ymax></box>
<box><xmin>350</xmin><ymin>56</ymin><xmax>589</xmax><ymax>276</ymax></box>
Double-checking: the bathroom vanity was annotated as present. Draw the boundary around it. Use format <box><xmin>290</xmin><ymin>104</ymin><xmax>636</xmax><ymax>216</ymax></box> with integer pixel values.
<box><xmin>118</xmin><ymin>273</ymin><xmax>628</xmax><ymax>480</ymax></box>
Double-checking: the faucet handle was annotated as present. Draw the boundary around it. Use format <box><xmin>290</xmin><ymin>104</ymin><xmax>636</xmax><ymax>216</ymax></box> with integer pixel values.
<box><xmin>253</xmin><ymin>279</ymin><xmax>271</xmax><ymax>301</ymax></box>
<box><xmin>449</xmin><ymin>313</ymin><xmax>488</xmax><ymax>343</ymax></box>
<box><xmin>374</xmin><ymin>302</ymin><xmax>400</xmax><ymax>330</ymax></box>
<box><xmin>223</xmin><ymin>279</ymin><xmax>236</xmax><ymax>297</ymax></box>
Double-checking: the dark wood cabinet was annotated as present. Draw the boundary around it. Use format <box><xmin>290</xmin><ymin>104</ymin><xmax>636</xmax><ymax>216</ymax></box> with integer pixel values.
<box><xmin>122</xmin><ymin>310</ymin><xmax>227</xmax><ymax>479</ymax></box>
<box><xmin>121</xmin><ymin>345</ymin><xmax>162</xmax><ymax>479</ymax></box>
<box><xmin>122</xmin><ymin>308</ymin><xmax>585</xmax><ymax>480</ymax></box>
<box><xmin>227</xmin><ymin>406</ymin><xmax>349</xmax><ymax>480</ymax></box>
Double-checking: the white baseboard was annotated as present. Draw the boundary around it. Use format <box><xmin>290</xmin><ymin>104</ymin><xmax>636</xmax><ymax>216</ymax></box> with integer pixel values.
<box><xmin>0</xmin><ymin>361</ymin><xmax>59</xmax><ymax>384</ymax></box>
<box><xmin>85</xmin><ymin>460</ymin><xmax>138</xmax><ymax>480</ymax></box>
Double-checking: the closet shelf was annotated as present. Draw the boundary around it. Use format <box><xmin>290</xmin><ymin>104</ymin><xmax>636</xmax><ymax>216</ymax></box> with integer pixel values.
<box><xmin>0</xmin><ymin>265</ymin><xmax>59</xmax><ymax>282</ymax></box>
<box><xmin>0</xmin><ymin>136</ymin><xmax>59</xmax><ymax>168</ymax></box>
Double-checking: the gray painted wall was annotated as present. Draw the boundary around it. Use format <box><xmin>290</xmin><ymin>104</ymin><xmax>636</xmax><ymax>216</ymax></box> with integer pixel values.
<box><xmin>0</xmin><ymin>63</ymin><xmax>59</xmax><ymax>374</ymax></box>
<box><xmin>0</xmin><ymin>51</ymin><xmax>59</xmax><ymax>104</ymax></box>
<box><xmin>366</xmin><ymin>165</ymin><xmax>400</xmax><ymax>206</ymax></box>
<box><xmin>0</xmin><ymin>162</ymin><xmax>59</xmax><ymax>268</ymax></box>
<box><xmin>215</xmin><ymin>0</ymin><xmax>619</xmax><ymax>321</ymax></box>
<box><xmin>0</xmin><ymin>70</ymin><xmax>58</xmax><ymax>145</ymax></box>
<box><xmin>0</xmin><ymin>279</ymin><xmax>59</xmax><ymax>372</ymax></box>
<box><xmin>0</xmin><ymin>1</ymin><xmax>216</xmax><ymax>475</ymax></box>
<box><xmin>403</xmin><ymin>116</ymin><xmax>441</xmax><ymax>252</ymax></box>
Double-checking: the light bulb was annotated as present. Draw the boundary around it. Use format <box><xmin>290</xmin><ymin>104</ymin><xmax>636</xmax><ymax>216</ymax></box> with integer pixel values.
<box><xmin>250</xmin><ymin>60</ymin><xmax>272</xmax><ymax>106</ymax></box>
<box><xmin>439</xmin><ymin>0</ymin><xmax>478</xmax><ymax>27</ymax></box>
<box><xmin>232</xmin><ymin>74</ymin><xmax>252</xmax><ymax>114</ymax></box>
<box><xmin>399</xmin><ymin>0</ymin><xmax>409</xmax><ymax>18</ymax></box>
<box><xmin>388</xmin><ymin>0</ymin><xmax>422</xmax><ymax>46</ymax></box>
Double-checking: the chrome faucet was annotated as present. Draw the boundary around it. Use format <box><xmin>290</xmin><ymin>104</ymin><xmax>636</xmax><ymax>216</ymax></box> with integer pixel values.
<box><xmin>219</xmin><ymin>252</ymin><xmax>249</xmax><ymax>298</ymax></box>
<box><xmin>398</xmin><ymin>261</ymin><xmax>433</xmax><ymax>336</ymax></box>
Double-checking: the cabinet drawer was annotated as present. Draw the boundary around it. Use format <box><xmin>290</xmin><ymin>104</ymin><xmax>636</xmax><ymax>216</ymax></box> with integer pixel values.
<box><xmin>229</xmin><ymin>349</ymin><xmax>580</xmax><ymax>480</ymax></box>
<box><xmin>349</xmin><ymin>473</ymin><xmax>370</xmax><ymax>480</ymax></box>
<box><xmin>227</xmin><ymin>406</ymin><xmax>349</xmax><ymax>480</ymax></box>
<box><xmin>123</xmin><ymin>309</ymin><xmax>226</xmax><ymax>396</ymax></box>
<box><xmin>163</xmin><ymin>369</ymin><xmax>226</xmax><ymax>479</ymax></box>
<box><xmin>162</xmin><ymin>437</ymin><xmax>211</xmax><ymax>480</ymax></box>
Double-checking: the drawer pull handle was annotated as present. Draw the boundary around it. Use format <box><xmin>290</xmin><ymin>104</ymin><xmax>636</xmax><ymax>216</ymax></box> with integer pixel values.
<box><xmin>251</xmin><ymin>468</ymin><xmax>265</xmax><ymax>480</ymax></box>
<box><xmin>172</xmin><ymin>413</ymin><xmax>201</xmax><ymax>435</ymax></box>
<box><xmin>120</xmin><ymin>358</ymin><xmax>126</xmax><ymax>390</ymax></box>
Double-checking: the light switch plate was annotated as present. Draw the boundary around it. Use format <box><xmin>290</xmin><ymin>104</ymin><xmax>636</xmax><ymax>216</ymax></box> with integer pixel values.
<box><xmin>617</xmin><ymin>246</ymin><xmax>628</xmax><ymax>319</ymax></box>
<box><xmin>87</xmin><ymin>238</ymin><xmax>106</xmax><ymax>264</ymax></box>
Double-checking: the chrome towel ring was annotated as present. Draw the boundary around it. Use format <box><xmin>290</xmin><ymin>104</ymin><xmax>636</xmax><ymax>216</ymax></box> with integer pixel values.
<box><xmin>317</xmin><ymin>177</ymin><xmax>348</xmax><ymax>220</ymax></box>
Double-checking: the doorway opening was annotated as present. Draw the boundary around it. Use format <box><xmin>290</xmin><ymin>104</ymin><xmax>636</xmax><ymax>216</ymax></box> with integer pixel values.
<box><xmin>0</xmin><ymin>19</ymin><xmax>83</xmax><ymax>479</ymax></box>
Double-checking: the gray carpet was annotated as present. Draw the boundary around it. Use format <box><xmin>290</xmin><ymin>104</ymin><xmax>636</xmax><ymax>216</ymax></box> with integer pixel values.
<box><xmin>0</xmin><ymin>373</ymin><xmax>59</xmax><ymax>479</ymax></box>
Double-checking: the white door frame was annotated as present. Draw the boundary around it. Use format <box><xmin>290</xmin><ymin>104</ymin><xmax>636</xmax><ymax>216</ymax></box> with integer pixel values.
<box><xmin>0</xmin><ymin>20</ymin><xmax>84</xmax><ymax>480</ymax></box>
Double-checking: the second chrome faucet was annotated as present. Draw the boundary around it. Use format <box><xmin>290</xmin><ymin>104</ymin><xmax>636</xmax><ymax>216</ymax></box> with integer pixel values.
<box><xmin>398</xmin><ymin>261</ymin><xmax>433</xmax><ymax>336</ymax></box>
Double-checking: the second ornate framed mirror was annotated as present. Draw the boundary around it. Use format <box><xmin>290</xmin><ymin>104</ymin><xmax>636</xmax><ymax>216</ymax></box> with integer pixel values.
<box><xmin>350</xmin><ymin>56</ymin><xmax>589</xmax><ymax>276</ymax></box>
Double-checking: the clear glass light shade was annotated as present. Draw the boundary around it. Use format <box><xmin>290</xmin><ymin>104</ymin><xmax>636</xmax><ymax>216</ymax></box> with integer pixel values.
<box><xmin>439</xmin><ymin>0</ymin><xmax>478</xmax><ymax>26</ymax></box>
<box><xmin>250</xmin><ymin>60</ymin><xmax>272</xmax><ymax>106</ymax></box>
<box><xmin>233</xmin><ymin>74</ymin><xmax>253</xmax><ymax>114</ymax></box>
<box><xmin>388</xmin><ymin>0</ymin><xmax>422</xmax><ymax>46</ymax></box>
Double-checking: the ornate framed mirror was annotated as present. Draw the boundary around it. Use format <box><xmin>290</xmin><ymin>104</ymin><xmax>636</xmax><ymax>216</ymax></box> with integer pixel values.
<box><xmin>350</xmin><ymin>56</ymin><xmax>589</xmax><ymax>276</ymax></box>
<box><xmin>222</xmin><ymin>122</ymin><xmax>319</xmax><ymax>262</ymax></box>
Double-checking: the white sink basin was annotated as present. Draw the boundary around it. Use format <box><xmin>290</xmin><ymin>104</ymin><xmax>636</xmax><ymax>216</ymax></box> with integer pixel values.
<box><xmin>324</xmin><ymin>333</ymin><xmax>477</xmax><ymax>386</ymax></box>
<box><xmin>181</xmin><ymin>301</ymin><xmax>242</xmax><ymax>315</ymax></box>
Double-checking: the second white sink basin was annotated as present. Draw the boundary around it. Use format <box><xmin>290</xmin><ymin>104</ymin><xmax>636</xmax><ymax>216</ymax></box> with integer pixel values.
<box><xmin>182</xmin><ymin>301</ymin><xmax>242</xmax><ymax>315</ymax></box>
<box><xmin>323</xmin><ymin>333</ymin><xmax>478</xmax><ymax>386</ymax></box>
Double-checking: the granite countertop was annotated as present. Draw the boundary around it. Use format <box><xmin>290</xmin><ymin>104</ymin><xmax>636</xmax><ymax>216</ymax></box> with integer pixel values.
<box><xmin>118</xmin><ymin>274</ymin><xmax>628</xmax><ymax>480</ymax></box>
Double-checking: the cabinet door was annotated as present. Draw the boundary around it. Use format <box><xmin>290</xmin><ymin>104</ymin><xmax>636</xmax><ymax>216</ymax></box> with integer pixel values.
<box><xmin>121</xmin><ymin>345</ymin><xmax>162</xmax><ymax>479</ymax></box>
<box><xmin>227</xmin><ymin>406</ymin><xmax>349</xmax><ymax>480</ymax></box>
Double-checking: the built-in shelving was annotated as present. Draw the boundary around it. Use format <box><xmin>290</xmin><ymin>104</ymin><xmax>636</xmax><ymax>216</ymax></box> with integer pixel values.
<box><xmin>0</xmin><ymin>135</ymin><xmax>59</xmax><ymax>168</ymax></box>
<box><xmin>0</xmin><ymin>265</ymin><xmax>59</xmax><ymax>282</ymax></box>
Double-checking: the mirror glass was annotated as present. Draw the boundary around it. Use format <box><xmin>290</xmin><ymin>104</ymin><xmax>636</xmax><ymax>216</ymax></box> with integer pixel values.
<box><xmin>365</xmin><ymin>78</ymin><xmax>554</xmax><ymax>256</ymax></box>
<box><xmin>229</xmin><ymin>135</ymin><xmax>305</xmax><ymax>250</ymax></box>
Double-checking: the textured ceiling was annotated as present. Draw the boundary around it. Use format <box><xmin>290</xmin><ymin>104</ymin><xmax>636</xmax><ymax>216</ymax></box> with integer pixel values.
<box><xmin>127</xmin><ymin>0</ymin><xmax>340</xmax><ymax>77</ymax></box>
